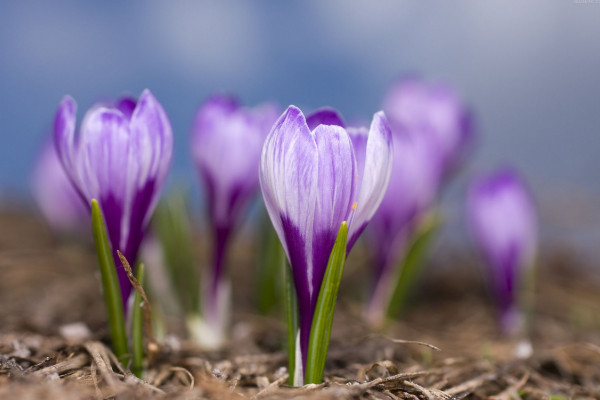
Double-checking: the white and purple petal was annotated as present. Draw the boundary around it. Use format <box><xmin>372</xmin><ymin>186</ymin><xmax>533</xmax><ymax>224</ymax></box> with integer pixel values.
<box><xmin>346</xmin><ymin>111</ymin><xmax>393</xmax><ymax>250</ymax></box>
<box><xmin>54</xmin><ymin>96</ymin><xmax>81</xmax><ymax>197</ymax></box>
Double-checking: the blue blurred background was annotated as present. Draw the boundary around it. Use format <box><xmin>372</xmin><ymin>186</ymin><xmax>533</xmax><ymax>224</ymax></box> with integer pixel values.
<box><xmin>1</xmin><ymin>1</ymin><xmax>599</xmax><ymax>251</ymax></box>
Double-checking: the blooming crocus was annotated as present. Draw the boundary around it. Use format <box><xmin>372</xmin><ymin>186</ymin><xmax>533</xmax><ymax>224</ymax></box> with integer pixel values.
<box><xmin>365</xmin><ymin>130</ymin><xmax>442</xmax><ymax>326</ymax></box>
<box><xmin>31</xmin><ymin>140</ymin><xmax>88</xmax><ymax>233</ymax></box>
<box><xmin>54</xmin><ymin>90</ymin><xmax>173</xmax><ymax>307</ymax></box>
<box><xmin>259</xmin><ymin>105</ymin><xmax>392</xmax><ymax>384</ymax></box>
<box><xmin>466</xmin><ymin>168</ymin><xmax>537</xmax><ymax>335</ymax></box>
<box><xmin>191</xmin><ymin>95</ymin><xmax>279</xmax><ymax>341</ymax></box>
<box><xmin>383</xmin><ymin>77</ymin><xmax>474</xmax><ymax>179</ymax></box>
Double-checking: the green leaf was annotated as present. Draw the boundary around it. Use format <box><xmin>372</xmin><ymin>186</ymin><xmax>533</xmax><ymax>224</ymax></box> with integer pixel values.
<box><xmin>386</xmin><ymin>214</ymin><xmax>440</xmax><ymax>319</ymax></box>
<box><xmin>256</xmin><ymin>213</ymin><xmax>285</xmax><ymax>315</ymax></box>
<box><xmin>153</xmin><ymin>192</ymin><xmax>199</xmax><ymax>314</ymax></box>
<box><xmin>91</xmin><ymin>199</ymin><xmax>129</xmax><ymax>364</ymax></box>
<box><xmin>305</xmin><ymin>221</ymin><xmax>348</xmax><ymax>384</ymax></box>
<box><xmin>284</xmin><ymin>262</ymin><xmax>298</xmax><ymax>386</ymax></box>
<box><xmin>131</xmin><ymin>263</ymin><xmax>145</xmax><ymax>378</ymax></box>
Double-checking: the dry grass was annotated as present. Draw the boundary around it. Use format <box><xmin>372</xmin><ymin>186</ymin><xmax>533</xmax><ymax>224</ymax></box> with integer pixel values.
<box><xmin>1</xmin><ymin>209</ymin><xmax>600</xmax><ymax>399</ymax></box>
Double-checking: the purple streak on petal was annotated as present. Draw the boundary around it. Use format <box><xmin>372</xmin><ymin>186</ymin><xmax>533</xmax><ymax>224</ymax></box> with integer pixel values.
<box><xmin>281</xmin><ymin>215</ymin><xmax>312</xmax><ymax>369</ymax></box>
<box><xmin>97</xmin><ymin>193</ymin><xmax>129</xmax><ymax>305</ymax></box>
<box><xmin>306</xmin><ymin>107</ymin><xmax>346</xmax><ymax>130</ymax></box>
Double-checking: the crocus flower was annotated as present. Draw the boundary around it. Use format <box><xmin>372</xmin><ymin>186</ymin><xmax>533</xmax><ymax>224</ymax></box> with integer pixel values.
<box><xmin>383</xmin><ymin>77</ymin><xmax>474</xmax><ymax>179</ymax></box>
<box><xmin>466</xmin><ymin>168</ymin><xmax>537</xmax><ymax>334</ymax></box>
<box><xmin>259</xmin><ymin>105</ymin><xmax>392</xmax><ymax>384</ymax></box>
<box><xmin>31</xmin><ymin>140</ymin><xmax>88</xmax><ymax>233</ymax></box>
<box><xmin>54</xmin><ymin>90</ymin><xmax>173</xmax><ymax>307</ymax></box>
<box><xmin>365</xmin><ymin>130</ymin><xmax>442</xmax><ymax>326</ymax></box>
<box><xmin>191</xmin><ymin>95</ymin><xmax>279</xmax><ymax>338</ymax></box>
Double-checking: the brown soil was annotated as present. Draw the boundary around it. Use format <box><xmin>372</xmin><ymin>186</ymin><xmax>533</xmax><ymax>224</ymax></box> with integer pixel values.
<box><xmin>1</xmin><ymin>209</ymin><xmax>600</xmax><ymax>399</ymax></box>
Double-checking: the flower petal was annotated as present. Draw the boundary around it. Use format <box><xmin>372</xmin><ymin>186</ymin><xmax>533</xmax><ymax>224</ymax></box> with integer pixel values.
<box><xmin>260</xmin><ymin>106</ymin><xmax>318</xmax><ymax>262</ymax></box>
<box><xmin>126</xmin><ymin>89</ymin><xmax>173</xmax><ymax>252</ymax></box>
<box><xmin>311</xmin><ymin>124</ymin><xmax>356</xmax><ymax>292</ymax></box>
<box><xmin>31</xmin><ymin>140</ymin><xmax>88</xmax><ymax>232</ymax></box>
<box><xmin>347</xmin><ymin>111</ymin><xmax>393</xmax><ymax>250</ymax></box>
<box><xmin>306</xmin><ymin>107</ymin><xmax>346</xmax><ymax>131</ymax></box>
<box><xmin>467</xmin><ymin>169</ymin><xmax>537</xmax><ymax>274</ymax></box>
<box><xmin>78</xmin><ymin>107</ymin><xmax>130</xmax><ymax>227</ymax></box>
<box><xmin>53</xmin><ymin>96</ymin><xmax>81</xmax><ymax>195</ymax></box>
<box><xmin>193</xmin><ymin>95</ymin><xmax>277</xmax><ymax>228</ymax></box>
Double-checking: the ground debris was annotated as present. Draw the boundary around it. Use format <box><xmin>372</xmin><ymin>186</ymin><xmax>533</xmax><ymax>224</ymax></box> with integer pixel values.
<box><xmin>2</xmin><ymin>211</ymin><xmax>600</xmax><ymax>399</ymax></box>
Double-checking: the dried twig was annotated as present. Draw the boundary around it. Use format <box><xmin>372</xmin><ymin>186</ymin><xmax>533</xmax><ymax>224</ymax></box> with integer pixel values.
<box><xmin>32</xmin><ymin>353</ymin><xmax>89</xmax><ymax>378</ymax></box>
<box><xmin>252</xmin><ymin>374</ymin><xmax>289</xmax><ymax>399</ymax></box>
<box><xmin>117</xmin><ymin>250</ymin><xmax>158</xmax><ymax>363</ymax></box>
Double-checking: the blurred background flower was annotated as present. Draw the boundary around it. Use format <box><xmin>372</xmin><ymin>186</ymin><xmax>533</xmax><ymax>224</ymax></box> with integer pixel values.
<box><xmin>30</xmin><ymin>140</ymin><xmax>88</xmax><ymax>234</ymax></box>
<box><xmin>191</xmin><ymin>95</ymin><xmax>278</xmax><ymax>347</ymax></box>
<box><xmin>466</xmin><ymin>168</ymin><xmax>537</xmax><ymax>335</ymax></box>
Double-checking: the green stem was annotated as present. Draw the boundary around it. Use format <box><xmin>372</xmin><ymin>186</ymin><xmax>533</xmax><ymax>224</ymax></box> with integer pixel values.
<box><xmin>131</xmin><ymin>263</ymin><xmax>145</xmax><ymax>378</ymax></box>
<box><xmin>91</xmin><ymin>199</ymin><xmax>129</xmax><ymax>364</ymax></box>
<box><xmin>305</xmin><ymin>222</ymin><xmax>348</xmax><ymax>384</ymax></box>
<box><xmin>256</xmin><ymin>217</ymin><xmax>285</xmax><ymax>315</ymax></box>
<box><xmin>386</xmin><ymin>215</ymin><xmax>439</xmax><ymax>319</ymax></box>
<box><xmin>284</xmin><ymin>263</ymin><xmax>298</xmax><ymax>385</ymax></box>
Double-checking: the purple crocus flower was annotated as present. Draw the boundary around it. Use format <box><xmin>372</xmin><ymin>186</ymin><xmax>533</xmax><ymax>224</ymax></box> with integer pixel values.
<box><xmin>54</xmin><ymin>90</ymin><xmax>173</xmax><ymax>307</ymax></box>
<box><xmin>31</xmin><ymin>140</ymin><xmax>88</xmax><ymax>233</ymax></box>
<box><xmin>191</xmin><ymin>95</ymin><xmax>279</xmax><ymax>332</ymax></box>
<box><xmin>383</xmin><ymin>77</ymin><xmax>474</xmax><ymax>178</ymax></box>
<box><xmin>466</xmin><ymin>168</ymin><xmax>537</xmax><ymax>334</ymax></box>
<box><xmin>365</xmin><ymin>130</ymin><xmax>442</xmax><ymax>326</ymax></box>
<box><xmin>259</xmin><ymin>106</ymin><xmax>392</xmax><ymax>384</ymax></box>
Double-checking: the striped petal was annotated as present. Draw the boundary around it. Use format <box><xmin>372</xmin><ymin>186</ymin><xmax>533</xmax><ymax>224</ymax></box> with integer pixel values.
<box><xmin>347</xmin><ymin>111</ymin><xmax>393</xmax><ymax>250</ymax></box>
<box><xmin>53</xmin><ymin>96</ymin><xmax>81</xmax><ymax>198</ymax></box>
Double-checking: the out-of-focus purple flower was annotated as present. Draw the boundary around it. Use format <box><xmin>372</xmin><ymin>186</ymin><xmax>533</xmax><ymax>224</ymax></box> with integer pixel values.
<box><xmin>191</xmin><ymin>95</ymin><xmax>279</xmax><ymax>329</ymax></box>
<box><xmin>259</xmin><ymin>105</ymin><xmax>392</xmax><ymax>383</ymax></box>
<box><xmin>383</xmin><ymin>77</ymin><xmax>474</xmax><ymax>178</ymax></box>
<box><xmin>467</xmin><ymin>168</ymin><xmax>537</xmax><ymax>334</ymax></box>
<box><xmin>365</xmin><ymin>130</ymin><xmax>442</xmax><ymax>325</ymax></box>
<box><xmin>54</xmin><ymin>90</ymin><xmax>173</xmax><ymax>307</ymax></box>
<box><xmin>31</xmin><ymin>140</ymin><xmax>88</xmax><ymax>233</ymax></box>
